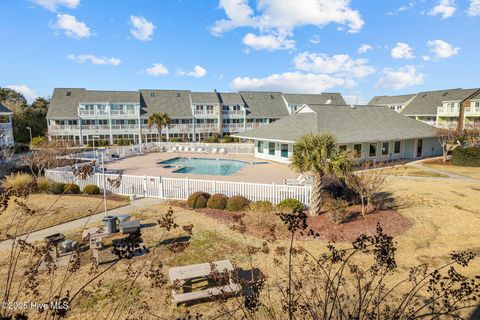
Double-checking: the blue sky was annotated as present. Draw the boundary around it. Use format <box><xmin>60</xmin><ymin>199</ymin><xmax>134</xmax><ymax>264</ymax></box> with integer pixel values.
<box><xmin>0</xmin><ymin>0</ymin><xmax>479</xmax><ymax>104</ymax></box>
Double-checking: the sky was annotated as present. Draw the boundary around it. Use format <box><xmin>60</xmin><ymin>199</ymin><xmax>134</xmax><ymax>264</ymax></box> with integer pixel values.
<box><xmin>0</xmin><ymin>0</ymin><xmax>479</xmax><ymax>104</ymax></box>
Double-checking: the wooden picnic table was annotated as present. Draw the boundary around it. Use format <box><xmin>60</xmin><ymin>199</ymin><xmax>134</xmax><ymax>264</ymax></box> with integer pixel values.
<box><xmin>169</xmin><ymin>259</ymin><xmax>241</xmax><ymax>306</ymax></box>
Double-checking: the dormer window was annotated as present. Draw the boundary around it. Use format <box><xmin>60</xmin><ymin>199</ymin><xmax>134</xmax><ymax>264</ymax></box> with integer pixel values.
<box><xmin>271</xmin><ymin>95</ymin><xmax>275</xmax><ymax>99</ymax></box>
<box><xmin>249</xmin><ymin>94</ymin><xmax>253</xmax><ymax>99</ymax></box>
<box><xmin>176</xmin><ymin>92</ymin><xmax>181</xmax><ymax>98</ymax></box>
<box><xmin>150</xmin><ymin>92</ymin><xmax>155</xmax><ymax>97</ymax></box>
<box><xmin>66</xmin><ymin>91</ymin><xmax>71</xmax><ymax>96</ymax></box>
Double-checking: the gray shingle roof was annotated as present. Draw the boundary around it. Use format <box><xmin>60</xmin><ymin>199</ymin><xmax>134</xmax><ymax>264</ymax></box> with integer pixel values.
<box><xmin>402</xmin><ymin>88</ymin><xmax>480</xmax><ymax>115</ymax></box>
<box><xmin>80</xmin><ymin>90</ymin><xmax>139</xmax><ymax>104</ymax></box>
<box><xmin>368</xmin><ymin>94</ymin><xmax>416</xmax><ymax>106</ymax></box>
<box><xmin>471</xmin><ymin>91</ymin><xmax>480</xmax><ymax>100</ymax></box>
<box><xmin>283</xmin><ymin>93</ymin><xmax>346</xmax><ymax>105</ymax></box>
<box><xmin>239</xmin><ymin>91</ymin><xmax>289</xmax><ymax>119</ymax></box>
<box><xmin>191</xmin><ymin>92</ymin><xmax>219</xmax><ymax>105</ymax></box>
<box><xmin>234</xmin><ymin>105</ymin><xmax>437</xmax><ymax>144</ymax></box>
<box><xmin>0</xmin><ymin>103</ymin><xmax>12</xmax><ymax>114</ymax></box>
<box><xmin>218</xmin><ymin>93</ymin><xmax>243</xmax><ymax>105</ymax></box>
<box><xmin>47</xmin><ymin>88</ymin><xmax>86</xmax><ymax>119</ymax></box>
<box><xmin>140</xmin><ymin>90</ymin><xmax>193</xmax><ymax>118</ymax></box>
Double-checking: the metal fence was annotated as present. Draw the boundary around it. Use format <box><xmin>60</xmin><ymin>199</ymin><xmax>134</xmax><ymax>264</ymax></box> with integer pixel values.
<box><xmin>45</xmin><ymin>170</ymin><xmax>312</xmax><ymax>207</ymax></box>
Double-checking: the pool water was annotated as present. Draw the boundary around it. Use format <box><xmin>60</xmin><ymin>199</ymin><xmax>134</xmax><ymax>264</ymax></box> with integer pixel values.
<box><xmin>159</xmin><ymin>157</ymin><xmax>247</xmax><ymax>176</ymax></box>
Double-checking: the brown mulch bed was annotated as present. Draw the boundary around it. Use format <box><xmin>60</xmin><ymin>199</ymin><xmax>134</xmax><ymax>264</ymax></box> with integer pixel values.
<box><xmin>166</xmin><ymin>200</ymin><xmax>413</xmax><ymax>243</ymax></box>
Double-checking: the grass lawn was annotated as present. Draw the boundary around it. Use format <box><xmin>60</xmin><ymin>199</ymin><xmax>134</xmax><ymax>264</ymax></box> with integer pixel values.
<box><xmin>377</xmin><ymin>165</ymin><xmax>449</xmax><ymax>178</ymax></box>
<box><xmin>0</xmin><ymin>194</ymin><xmax>129</xmax><ymax>240</ymax></box>
<box><xmin>1</xmin><ymin>176</ymin><xmax>479</xmax><ymax>319</ymax></box>
<box><xmin>422</xmin><ymin>159</ymin><xmax>480</xmax><ymax>180</ymax></box>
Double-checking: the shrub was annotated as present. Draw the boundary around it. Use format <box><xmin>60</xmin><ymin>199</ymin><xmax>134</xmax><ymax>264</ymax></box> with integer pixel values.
<box><xmin>226</xmin><ymin>195</ymin><xmax>250</xmax><ymax>212</ymax></box>
<box><xmin>48</xmin><ymin>182</ymin><xmax>66</xmax><ymax>195</ymax></box>
<box><xmin>451</xmin><ymin>147</ymin><xmax>480</xmax><ymax>167</ymax></box>
<box><xmin>117</xmin><ymin>138</ymin><xmax>133</xmax><ymax>146</ymax></box>
<box><xmin>187</xmin><ymin>192</ymin><xmax>211</xmax><ymax>209</ymax></box>
<box><xmin>222</xmin><ymin>135</ymin><xmax>238</xmax><ymax>143</ymax></box>
<box><xmin>29</xmin><ymin>136</ymin><xmax>47</xmax><ymax>149</ymax></box>
<box><xmin>87</xmin><ymin>139</ymin><xmax>109</xmax><ymax>147</ymax></box>
<box><xmin>207</xmin><ymin>193</ymin><xmax>228</xmax><ymax>210</ymax></box>
<box><xmin>36</xmin><ymin>177</ymin><xmax>52</xmax><ymax>193</ymax></box>
<box><xmin>83</xmin><ymin>184</ymin><xmax>101</xmax><ymax>195</ymax></box>
<box><xmin>2</xmin><ymin>173</ymin><xmax>35</xmax><ymax>196</ymax></box>
<box><xmin>64</xmin><ymin>183</ymin><xmax>80</xmax><ymax>194</ymax></box>
<box><xmin>250</xmin><ymin>200</ymin><xmax>275</xmax><ymax>213</ymax></box>
<box><xmin>169</xmin><ymin>137</ymin><xmax>184</xmax><ymax>143</ymax></box>
<box><xmin>203</xmin><ymin>136</ymin><xmax>219</xmax><ymax>143</ymax></box>
<box><xmin>277</xmin><ymin>198</ymin><xmax>304</xmax><ymax>213</ymax></box>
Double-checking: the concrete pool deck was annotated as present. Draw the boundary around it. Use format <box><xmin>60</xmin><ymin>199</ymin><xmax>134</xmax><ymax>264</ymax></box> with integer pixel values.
<box><xmin>104</xmin><ymin>152</ymin><xmax>298</xmax><ymax>184</ymax></box>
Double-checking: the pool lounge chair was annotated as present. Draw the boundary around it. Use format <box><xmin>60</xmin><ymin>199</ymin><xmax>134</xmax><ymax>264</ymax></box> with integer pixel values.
<box><xmin>211</xmin><ymin>148</ymin><xmax>218</xmax><ymax>154</ymax></box>
<box><xmin>196</xmin><ymin>148</ymin><xmax>203</xmax><ymax>153</ymax></box>
<box><xmin>171</xmin><ymin>146</ymin><xmax>178</xmax><ymax>152</ymax></box>
<box><xmin>219</xmin><ymin>148</ymin><xmax>226</xmax><ymax>154</ymax></box>
<box><xmin>283</xmin><ymin>174</ymin><xmax>305</xmax><ymax>185</ymax></box>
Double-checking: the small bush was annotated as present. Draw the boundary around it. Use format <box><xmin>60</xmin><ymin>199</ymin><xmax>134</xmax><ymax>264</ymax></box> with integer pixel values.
<box><xmin>169</xmin><ymin>137</ymin><xmax>184</xmax><ymax>143</ymax></box>
<box><xmin>30</xmin><ymin>136</ymin><xmax>47</xmax><ymax>149</ymax></box>
<box><xmin>117</xmin><ymin>138</ymin><xmax>133</xmax><ymax>146</ymax></box>
<box><xmin>48</xmin><ymin>182</ymin><xmax>66</xmax><ymax>195</ymax></box>
<box><xmin>2</xmin><ymin>173</ymin><xmax>35</xmax><ymax>196</ymax></box>
<box><xmin>452</xmin><ymin>147</ymin><xmax>480</xmax><ymax>167</ymax></box>
<box><xmin>330</xmin><ymin>211</ymin><xmax>357</xmax><ymax>224</ymax></box>
<box><xmin>202</xmin><ymin>136</ymin><xmax>219</xmax><ymax>143</ymax></box>
<box><xmin>222</xmin><ymin>135</ymin><xmax>238</xmax><ymax>143</ymax></box>
<box><xmin>277</xmin><ymin>198</ymin><xmax>304</xmax><ymax>213</ymax></box>
<box><xmin>36</xmin><ymin>177</ymin><xmax>52</xmax><ymax>193</ymax></box>
<box><xmin>83</xmin><ymin>184</ymin><xmax>101</xmax><ymax>195</ymax></box>
<box><xmin>250</xmin><ymin>200</ymin><xmax>275</xmax><ymax>213</ymax></box>
<box><xmin>187</xmin><ymin>192</ymin><xmax>211</xmax><ymax>209</ymax></box>
<box><xmin>226</xmin><ymin>195</ymin><xmax>250</xmax><ymax>212</ymax></box>
<box><xmin>87</xmin><ymin>139</ymin><xmax>109</xmax><ymax>147</ymax></box>
<box><xmin>207</xmin><ymin>193</ymin><xmax>228</xmax><ymax>210</ymax></box>
<box><xmin>64</xmin><ymin>183</ymin><xmax>80</xmax><ymax>194</ymax></box>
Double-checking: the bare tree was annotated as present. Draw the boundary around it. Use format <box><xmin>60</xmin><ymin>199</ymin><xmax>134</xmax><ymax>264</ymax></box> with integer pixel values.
<box><xmin>0</xmin><ymin>144</ymin><xmax>16</xmax><ymax>178</ymax></box>
<box><xmin>436</xmin><ymin>128</ymin><xmax>462</xmax><ymax>163</ymax></box>
<box><xmin>462</xmin><ymin>128</ymin><xmax>480</xmax><ymax>147</ymax></box>
<box><xmin>21</xmin><ymin>140</ymin><xmax>70</xmax><ymax>178</ymax></box>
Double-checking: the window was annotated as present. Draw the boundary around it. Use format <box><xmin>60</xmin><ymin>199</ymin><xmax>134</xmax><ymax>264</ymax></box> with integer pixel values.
<box><xmin>66</xmin><ymin>91</ymin><xmax>71</xmax><ymax>96</ymax></box>
<box><xmin>353</xmin><ymin>144</ymin><xmax>362</xmax><ymax>158</ymax></box>
<box><xmin>257</xmin><ymin>141</ymin><xmax>264</xmax><ymax>153</ymax></box>
<box><xmin>394</xmin><ymin>141</ymin><xmax>401</xmax><ymax>154</ymax></box>
<box><xmin>281</xmin><ymin>144</ymin><xmax>288</xmax><ymax>158</ymax></box>
<box><xmin>369</xmin><ymin>143</ymin><xmax>377</xmax><ymax>157</ymax></box>
<box><xmin>381</xmin><ymin>142</ymin><xmax>389</xmax><ymax>156</ymax></box>
<box><xmin>338</xmin><ymin>145</ymin><xmax>347</xmax><ymax>152</ymax></box>
<box><xmin>268</xmin><ymin>142</ymin><xmax>275</xmax><ymax>156</ymax></box>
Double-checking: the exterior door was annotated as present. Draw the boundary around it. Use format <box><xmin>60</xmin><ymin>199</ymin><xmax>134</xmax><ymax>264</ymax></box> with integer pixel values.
<box><xmin>416</xmin><ymin>139</ymin><xmax>423</xmax><ymax>158</ymax></box>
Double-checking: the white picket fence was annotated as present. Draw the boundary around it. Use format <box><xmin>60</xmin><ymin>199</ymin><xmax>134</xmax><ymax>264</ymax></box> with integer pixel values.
<box><xmin>45</xmin><ymin>170</ymin><xmax>312</xmax><ymax>206</ymax></box>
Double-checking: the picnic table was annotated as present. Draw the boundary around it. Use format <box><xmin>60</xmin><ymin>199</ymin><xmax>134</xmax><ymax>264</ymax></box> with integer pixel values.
<box><xmin>169</xmin><ymin>259</ymin><xmax>241</xmax><ymax>306</ymax></box>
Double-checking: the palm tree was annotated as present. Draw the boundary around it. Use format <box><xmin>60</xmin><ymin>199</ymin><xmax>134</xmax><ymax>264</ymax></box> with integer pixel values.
<box><xmin>290</xmin><ymin>133</ymin><xmax>353</xmax><ymax>215</ymax></box>
<box><xmin>147</xmin><ymin>112</ymin><xmax>171</xmax><ymax>142</ymax></box>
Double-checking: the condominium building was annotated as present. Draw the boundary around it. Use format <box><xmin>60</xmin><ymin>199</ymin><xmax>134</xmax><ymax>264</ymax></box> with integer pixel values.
<box><xmin>0</xmin><ymin>103</ymin><xmax>14</xmax><ymax>146</ymax></box>
<box><xmin>367</xmin><ymin>94</ymin><xmax>416</xmax><ymax>113</ymax></box>
<box><xmin>369</xmin><ymin>88</ymin><xmax>480</xmax><ymax>130</ymax></box>
<box><xmin>46</xmin><ymin>88</ymin><xmax>345</xmax><ymax>145</ymax></box>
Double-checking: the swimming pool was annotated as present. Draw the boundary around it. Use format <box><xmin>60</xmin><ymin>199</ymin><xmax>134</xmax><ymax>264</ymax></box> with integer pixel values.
<box><xmin>159</xmin><ymin>157</ymin><xmax>247</xmax><ymax>176</ymax></box>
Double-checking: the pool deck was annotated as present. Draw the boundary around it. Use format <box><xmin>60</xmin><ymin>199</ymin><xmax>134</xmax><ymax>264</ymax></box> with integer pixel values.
<box><xmin>104</xmin><ymin>152</ymin><xmax>298</xmax><ymax>184</ymax></box>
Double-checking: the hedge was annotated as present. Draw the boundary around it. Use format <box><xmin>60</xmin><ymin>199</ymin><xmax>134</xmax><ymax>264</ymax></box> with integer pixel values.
<box><xmin>207</xmin><ymin>194</ymin><xmax>229</xmax><ymax>210</ymax></box>
<box><xmin>187</xmin><ymin>192</ymin><xmax>211</xmax><ymax>209</ymax></box>
<box><xmin>48</xmin><ymin>182</ymin><xmax>66</xmax><ymax>195</ymax></box>
<box><xmin>64</xmin><ymin>183</ymin><xmax>80</xmax><ymax>194</ymax></box>
<box><xmin>83</xmin><ymin>184</ymin><xmax>101</xmax><ymax>195</ymax></box>
<box><xmin>226</xmin><ymin>195</ymin><xmax>250</xmax><ymax>212</ymax></box>
<box><xmin>452</xmin><ymin>147</ymin><xmax>480</xmax><ymax>167</ymax></box>
<box><xmin>277</xmin><ymin>198</ymin><xmax>304</xmax><ymax>213</ymax></box>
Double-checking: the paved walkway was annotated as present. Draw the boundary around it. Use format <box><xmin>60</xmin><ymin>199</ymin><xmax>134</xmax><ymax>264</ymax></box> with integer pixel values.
<box><xmin>0</xmin><ymin>197</ymin><xmax>164</xmax><ymax>251</ymax></box>
<box><xmin>408</xmin><ymin>162</ymin><xmax>480</xmax><ymax>183</ymax></box>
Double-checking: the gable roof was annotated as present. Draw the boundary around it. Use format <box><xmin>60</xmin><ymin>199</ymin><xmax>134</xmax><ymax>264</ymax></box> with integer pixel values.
<box><xmin>239</xmin><ymin>91</ymin><xmax>289</xmax><ymax>119</ymax></box>
<box><xmin>283</xmin><ymin>93</ymin><xmax>346</xmax><ymax>105</ymax></box>
<box><xmin>402</xmin><ymin>88</ymin><xmax>480</xmax><ymax>115</ymax></box>
<box><xmin>139</xmin><ymin>90</ymin><xmax>192</xmax><ymax>118</ymax></box>
<box><xmin>191</xmin><ymin>92</ymin><xmax>219</xmax><ymax>104</ymax></box>
<box><xmin>368</xmin><ymin>94</ymin><xmax>416</xmax><ymax>106</ymax></box>
<box><xmin>47</xmin><ymin>88</ymin><xmax>86</xmax><ymax>119</ymax></box>
<box><xmin>471</xmin><ymin>91</ymin><xmax>480</xmax><ymax>101</ymax></box>
<box><xmin>0</xmin><ymin>103</ymin><xmax>12</xmax><ymax>114</ymax></box>
<box><xmin>233</xmin><ymin>105</ymin><xmax>437</xmax><ymax>144</ymax></box>
<box><xmin>218</xmin><ymin>92</ymin><xmax>243</xmax><ymax>105</ymax></box>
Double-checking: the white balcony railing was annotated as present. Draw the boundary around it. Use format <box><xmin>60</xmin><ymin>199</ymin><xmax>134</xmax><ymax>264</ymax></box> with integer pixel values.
<box><xmin>0</xmin><ymin>123</ymin><xmax>13</xmax><ymax>131</ymax></box>
<box><xmin>246</xmin><ymin>122</ymin><xmax>266</xmax><ymax>129</ymax></box>
<box><xmin>193</xmin><ymin>110</ymin><xmax>219</xmax><ymax>117</ymax></box>
<box><xmin>437</xmin><ymin>122</ymin><xmax>459</xmax><ymax>129</ymax></box>
<box><xmin>437</xmin><ymin>106</ymin><xmax>460</xmax><ymax>115</ymax></box>
<box><xmin>49</xmin><ymin>125</ymin><xmax>80</xmax><ymax>132</ymax></box>
<box><xmin>78</xmin><ymin>108</ymin><xmax>139</xmax><ymax>118</ymax></box>
<box><xmin>222</xmin><ymin>110</ymin><xmax>245</xmax><ymax>117</ymax></box>
<box><xmin>465</xmin><ymin>106</ymin><xmax>480</xmax><ymax>115</ymax></box>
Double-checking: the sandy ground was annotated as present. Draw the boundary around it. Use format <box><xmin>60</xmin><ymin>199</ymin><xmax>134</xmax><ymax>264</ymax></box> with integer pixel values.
<box><xmin>105</xmin><ymin>151</ymin><xmax>299</xmax><ymax>183</ymax></box>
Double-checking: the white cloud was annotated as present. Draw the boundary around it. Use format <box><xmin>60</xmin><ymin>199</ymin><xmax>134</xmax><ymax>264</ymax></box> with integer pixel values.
<box><xmin>242</xmin><ymin>32</ymin><xmax>295</xmax><ymax>50</ymax></box>
<box><xmin>422</xmin><ymin>55</ymin><xmax>432</xmax><ymax>61</ymax></box>
<box><xmin>32</xmin><ymin>0</ymin><xmax>80</xmax><ymax>11</ymax></box>
<box><xmin>427</xmin><ymin>39</ymin><xmax>459</xmax><ymax>59</ymax></box>
<box><xmin>231</xmin><ymin>72</ymin><xmax>355</xmax><ymax>93</ymax></box>
<box><xmin>310</xmin><ymin>35</ymin><xmax>320</xmax><ymax>44</ymax></box>
<box><xmin>144</xmin><ymin>63</ymin><xmax>169</xmax><ymax>76</ymax></box>
<box><xmin>376</xmin><ymin>65</ymin><xmax>425</xmax><ymax>90</ymax></box>
<box><xmin>52</xmin><ymin>13</ymin><xmax>91</xmax><ymax>39</ymax></box>
<box><xmin>343</xmin><ymin>94</ymin><xmax>367</xmax><ymax>105</ymax></box>
<box><xmin>468</xmin><ymin>0</ymin><xmax>480</xmax><ymax>15</ymax></box>
<box><xmin>358</xmin><ymin>44</ymin><xmax>372</xmax><ymax>54</ymax></box>
<box><xmin>67</xmin><ymin>54</ymin><xmax>121</xmax><ymax>66</ymax></box>
<box><xmin>428</xmin><ymin>0</ymin><xmax>456</xmax><ymax>19</ymax></box>
<box><xmin>5</xmin><ymin>85</ymin><xmax>38</xmax><ymax>103</ymax></box>
<box><xmin>178</xmin><ymin>65</ymin><xmax>208</xmax><ymax>78</ymax></box>
<box><xmin>212</xmin><ymin>0</ymin><xmax>364</xmax><ymax>50</ymax></box>
<box><xmin>293</xmin><ymin>52</ymin><xmax>375</xmax><ymax>78</ymax></box>
<box><xmin>130</xmin><ymin>15</ymin><xmax>156</xmax><ymax>41</ymax></box>
<box><xmin>391</xmin><ymin>42</ymin><xmax>415</xmax><ymax>59</ymax></box>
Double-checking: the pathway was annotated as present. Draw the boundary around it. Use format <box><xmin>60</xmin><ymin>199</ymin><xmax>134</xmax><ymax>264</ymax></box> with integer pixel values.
<box><xmin>0</xmin><ymin>197</ymin><xmax>164</xmax><ymax>251</ymax></box>
<box><xmin>407</xmin><ymin>162</ymin><xmax>480</xmax><ymax>183</ymax></box>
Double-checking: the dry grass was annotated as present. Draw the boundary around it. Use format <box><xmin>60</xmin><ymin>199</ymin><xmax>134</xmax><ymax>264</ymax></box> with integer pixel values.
<box><xmin>1</xmin><ymin>176</ymin><xmax>480</xmax><ymax>319</ymax></box>
<box><xmin>0</xmin><ymin>194</ymin><xmax>129</xmax><ymax>240</ymax></box>
<box><xmin>377</xmin><ymin>165</ymin><xmax>448</xmax><ymax>178</ymax></box>
<box><xmin>423</xmin><ymin>161</ymin><xmax>480</xmax><ymax>180</ymax></box>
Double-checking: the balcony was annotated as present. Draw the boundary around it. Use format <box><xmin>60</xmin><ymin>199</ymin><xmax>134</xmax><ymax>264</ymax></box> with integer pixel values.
<box><xmin>195</xmin><ymin>123</ymin><xmax>219</xmax><ymax>133</ymax></box>
<box><xmin>437</xmin><ymin>106</ymin><xmax>460</xmax><ymax>116</ymax></box>
<box><xmin>437</xmin><ymin>122</ymin><xmax>459</xmax><ymax>129</ymax></box>
<box><xmin>78</xmin><ymin>107</ymin><xmax>139</xmax><ymax>118</ymax></box>
<box><xmin>465</xmin><ymin>106</ymin><xmax>480</xmax><ymax>116</ymax></box>
<box><xmin>0</xmin><ymin>123</ymin><xmax>13</xmax><ymax>131</ymax></box>
<box><xmin>193</xmin><ymin>110</ymin><xmax>219</xmax><ymax>118</ymax></box>
<box><xmin>246</xmin><ymin>122</ymin><xmax>266</xmax><ymax>130</ymax></box>
<box><xmin>222</xmin><ymin>110</ymin><xmax>245</xmax><ymax>118</ymax></box>
<box><xmin>49</xmin><ymin>125</ymin><xmax>80</xmax><ymax>133</ymax></box>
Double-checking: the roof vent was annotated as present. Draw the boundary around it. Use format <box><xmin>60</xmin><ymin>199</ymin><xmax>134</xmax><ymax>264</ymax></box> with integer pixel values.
<box><xmin>66</xmin><ymin>91</ymin><xmax>71</xmax><ymax>96</ymax></box>
<box><xmin>350</xmin><ymin>105</ymin><xmax>356</xmax><ymax>109</ymax></box>
<box><xmin>442</xmin><ymin>92</ymin><xmax>448</xmax><ymax>97</ymax></box>
<box><xmin>249</xmin><ymin>94</ymin><xmax>253</xmax><ymax>99</ymax></box>
<box><xmin>150</xmin><ymin>92</ymin><xmax>155</xmax><ymax>97</ymax></box>
<box><xmin>176</xmin><ymin>92</ymin><xmax>181</xmax><ymax>98</ymax></box>
<box><xmin>422</xmin><ymin>93</ymin><xmax>427</xmax><ymax>98</ymax></box>
<box><xmin>325</xmin><ymin>99</ymin><xmax>332</xmax><ymax>104</ymax></box>
<box><xmin>271</xmin><ymin>94</ymin><xmax>275</xmax><ymax>99</ymax></box>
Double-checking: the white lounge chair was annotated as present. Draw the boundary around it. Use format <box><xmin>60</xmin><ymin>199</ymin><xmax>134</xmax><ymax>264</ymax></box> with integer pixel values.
<box><xmin>171</xmin><ymin>146</ymin><xmax>178</xmax><ymax>152</ymax></box>
<box><xmin>211</xmin><ymin>148</ymin><xmax>218</xmax><ymax>154</ymax></box>
<box><xmin>190</xmin><ymin>147</ymin><xmax>196</xmax><ymax>152</ymax></box>
<box><xmin>219</xmin><ymin>148</ymin><xmax>226</xmax><ymax>154</ymax></box>
<box><xmin>283</xmin><ymin>174</ymin><xmax>305</xmax><ymax>185</ymax></box>
<box><xmin>196</xmin><ymin>148</ymin><xmax>203</xmax><ymax>153</ymax></box>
